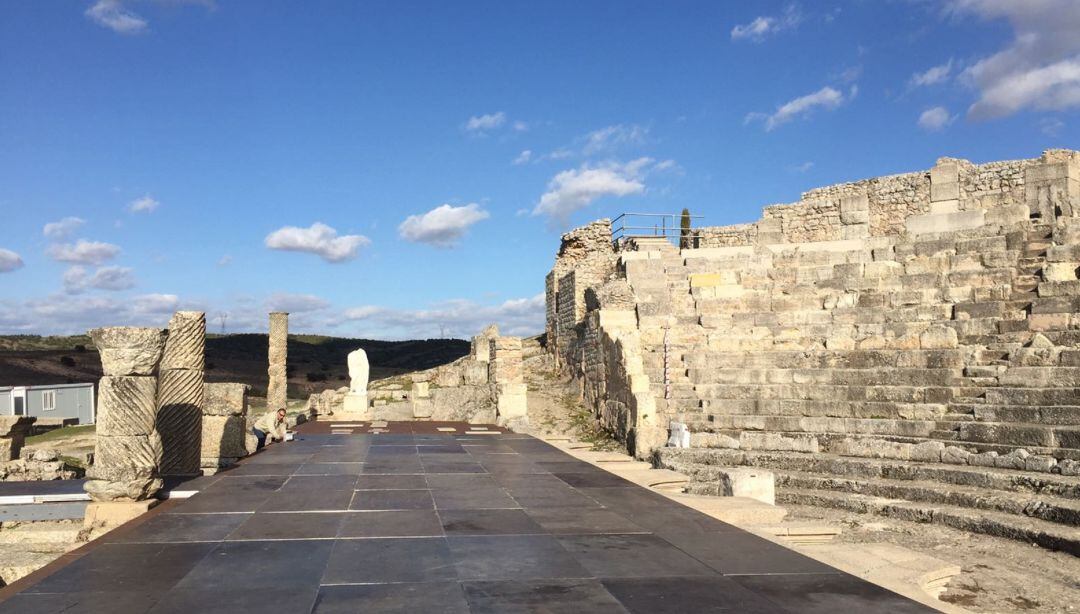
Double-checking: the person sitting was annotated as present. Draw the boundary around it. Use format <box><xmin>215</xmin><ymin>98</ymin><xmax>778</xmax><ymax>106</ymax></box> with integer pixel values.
<box><xmin>252</xmin><ymin>407</ymin><xmax>288</xmax><ymax>451</ymax></box>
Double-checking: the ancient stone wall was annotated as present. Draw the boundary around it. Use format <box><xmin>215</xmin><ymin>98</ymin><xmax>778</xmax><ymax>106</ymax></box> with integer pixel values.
<box><xmin>546</xmin><ymin>220</ymin><xmax>617</xmax><ymax>364</ymax></box>
<box><xmin>550</xmin><ymin>150</ymin><xmax>1080</xmax><ymax>469</ymax></box>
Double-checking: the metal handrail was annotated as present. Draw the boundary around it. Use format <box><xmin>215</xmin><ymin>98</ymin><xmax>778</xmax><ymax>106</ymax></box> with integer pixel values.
<box><xmin>611</xmin><ymin>212</ymin><xmax>704</xmax><ymax>243</ymax></box>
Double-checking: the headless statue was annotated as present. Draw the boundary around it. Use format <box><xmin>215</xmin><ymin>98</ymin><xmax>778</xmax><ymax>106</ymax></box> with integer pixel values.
<box><xmin>347</xmin><ymin>348</ymin><xmax>369</xmax><ymax>394</ymax></box>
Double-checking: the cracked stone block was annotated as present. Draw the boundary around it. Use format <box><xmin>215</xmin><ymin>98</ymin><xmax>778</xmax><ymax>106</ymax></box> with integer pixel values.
<box><xmin>90</xmin><ymin>327</ymin><xmax>167</xmax><ymax>376</ymax></box>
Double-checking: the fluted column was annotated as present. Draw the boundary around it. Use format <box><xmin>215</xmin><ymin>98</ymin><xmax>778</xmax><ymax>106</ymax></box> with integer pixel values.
<box><xmin>157</xmin><ymin>311</ymin><xmax>206</xmax><ymax>477</ymax></box>
<box><xmin>84</xmin><ymin>327</ymin><xmax>167</xmax><ymax>502</ymax></box>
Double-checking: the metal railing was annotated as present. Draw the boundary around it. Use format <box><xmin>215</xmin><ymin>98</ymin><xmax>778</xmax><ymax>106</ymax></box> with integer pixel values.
<box><xmin>611</xmin><ymin>212</ymin><xmax>704</xmax><ymax>244</ymax></box>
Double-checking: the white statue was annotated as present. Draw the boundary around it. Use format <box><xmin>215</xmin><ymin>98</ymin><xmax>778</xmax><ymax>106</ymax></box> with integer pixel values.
<box><xmin>347</xmin><ymin>348</ymin><xmax>369</xmax><ymax>394</ymax></box>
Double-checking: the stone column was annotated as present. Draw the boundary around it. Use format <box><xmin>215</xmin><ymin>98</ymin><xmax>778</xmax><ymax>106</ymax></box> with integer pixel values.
<box><xmin>267</xmin><ymin>312</ymin><xmax>289</xmax><ymax>412</ymax></box>
<box><xmin>84</xmin><ymin>327</ymin><xmax>167</xmax><ymax>503</ymax></box>
<box><xmin>157</xmin><ymin>311</ymin><xmax>205</xmax><ymax>477</ymax></box>
<box><xmin>201</xmin><ymin>383</ymin><xmax>250</xmax><ymax>474</ymax></box>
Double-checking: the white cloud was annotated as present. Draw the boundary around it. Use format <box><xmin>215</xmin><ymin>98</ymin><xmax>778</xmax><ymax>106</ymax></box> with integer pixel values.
<box><xmin>47</xmin><ymin>239</ymin><xmax>121</xmax><ymax>265</ymax></box>
<box><xmin>398</xmin><ymin>203</ymin><xmax>490</xmax><ymax>248</ymax></box>
<box><xmin>513</xmin><ymin>120</ymin><xmax>529</xmax><ymax>132</ymax></box>
<box><xmin>343</xmin><ymin>293</ymin><xmax>545</xmax><ymax>339</ymax></box>
<box><xmin>790</xmin><ymin>161</ymin><xmax>815</xmax><ymax>173</ymax></box>
<box><xmin>464</xmin><ymin>112</ymin><xmax>507</xmax><ymax>133</ymax></box>
<box><xmin>0</xmin><ymin>249</ymin><xmax>23</xmax><ymax>273</ymax></box>
<box><xmin>63</xmin><ymin>265</ymin><xmax>136</xmax><ymax>293</ymax></box>
<box><xmin>910</xmin><ymin>59</ymin><xmax>955</xmax><ymax>87</ymax></box>
<box><xmin>731</xmin><ymin>4</ymin><xmax>801</xmax><ymax>42</ymax></box>
<box><xmin>948</xmin><ymin>0</ymin><xmax>1080</xmax><ymax>119</ymax></box>
<box><xmin>918</xmin><ymin>106</ymin><xmax>956</xmax><ymax>131</ymax></box>
<box><xmin>129</xmin><ymin>195</ymin><xmax>160</xmax><ymax>213</ymax></box>
<box><xmin>1040</xmin><ymin>117</ymin><xmax>1065</xmax><ymax>136</ymax></box>
<box><xmin>266</xmin><ymin>292</ymin><xmax>330</xmax><ymax>313</ymax></box>
<box><xmin>133</xmin><ymin>293</ymin><xmax>180</xmax><ymax>315</ymax></box>
<box><xmin>217</xmin><ymin>254</ymin><xmax>233</xmax><ymax>267</ymax></box>
<box><xmin>582</xmin><ymin>124</ymin><xmax>648</xmax><ymax>155</ymax></box>
<box><xmin>85</xmin><ymin>0</ymin><xmax>147</xmax><ymax>34</ymax></box>
<box><xmin>264</xmin><ymin>222</ymin><xmax>370</xmax><ymax>263</ymax></box>
<box><xmin>43</xmin><ymin>217</ymin><xmax>86</xmax><ymax>240</ymax></box>
<box><xmin>513</xmin><ymin>150</ymin><xmax>533</xmax><ymax>165</ymax></box>
<box><xmin>532</xmin><ymin>158</ymin><xmax>653</xmax><ymax>224</ymax></box>
<box><xmin>746</xmin><ymin>85</ymin><xmax>852</xmax><ymax>131</ymax></box>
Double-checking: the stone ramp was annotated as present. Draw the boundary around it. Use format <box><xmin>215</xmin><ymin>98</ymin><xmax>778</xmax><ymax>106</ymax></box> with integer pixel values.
<box><xmin>0</xmin><ymin>429</ymin><xmax>936</xmax><ymax>612</ymax></box>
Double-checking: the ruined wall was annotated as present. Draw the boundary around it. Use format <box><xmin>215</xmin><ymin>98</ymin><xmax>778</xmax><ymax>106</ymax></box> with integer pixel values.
<box><xmin>546</xmin><ymin>220</ymin><xmax>617</xmax><ymax>365</ymax></box>
<box><xmin>550</xmin><ymin>150</ymin><xmax>1080</xmax><ymax>470</ymax></box>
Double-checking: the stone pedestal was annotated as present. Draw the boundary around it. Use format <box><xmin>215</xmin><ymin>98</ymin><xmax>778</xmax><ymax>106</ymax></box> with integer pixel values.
<box><xmin>201</xmin><ymin>383</ymin><xmax>251</xmax><ymax>473</ymax></box>
<box><xmin>267</xmin><ymin>312</ymin><xmax>289</xmax><ymax>412</ymax></box>
<box><xmin>85</xmin><ymin>327</ymin><xmax>167</xmax><ymax>503</ymax></box>
<box><xmin>717</xmin><ymin>468</ymin><xmax>776</xmax><ymax>506</ymax></box>
<box><xmin>337</xmin><ymin>393</ymin><xmax>371</xmax><ymax>421</ymax></box>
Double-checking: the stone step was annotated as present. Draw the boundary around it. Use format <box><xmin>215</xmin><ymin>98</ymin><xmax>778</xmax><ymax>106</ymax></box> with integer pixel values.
<box><xmin>777</xmin><ymin>488</ymin><xmax>1080</xmax><ymax>556</ymax></box>
<box><xmin>774</xmin><ymin>470</ymin><xmax>1080</xmax><ymax>527</ymax></box>
<box><xmin>657</xmin><ymin>448</ymin><xmax>1080</xmax><ymax>499</ymax></box>
<box><xmin>949</xmin><ymin>403</ymin><xmax>1080</xmax><ymax>426</ymax></box>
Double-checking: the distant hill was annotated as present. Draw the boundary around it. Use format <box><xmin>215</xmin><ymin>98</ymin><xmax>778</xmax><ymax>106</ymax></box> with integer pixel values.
<box><xmin>0</xmin><ymin>334</ymin><xmax>469</xmax><ymax>399</ymax></box>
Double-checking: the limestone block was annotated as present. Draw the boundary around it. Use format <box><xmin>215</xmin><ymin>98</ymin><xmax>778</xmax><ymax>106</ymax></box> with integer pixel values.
<box><xmin>203</xmin><ymin>383</ymin><xmax>249</xmax><ymax>416</ymax></box>
<box><xmin>919</xmin><ymin>326</ymin><xmax>958</xmax><ymax>349</ymax></box>
<box><xmin>471</xmin><ymin>324</ymin><xmax>499</xmax><ymax>362</ymax></box>
<box><xmin>464</xmin><ymin>361</ymin><xmax>489</xmax><ymax>385</ymax></box>
<box><xmin>905</xmin><ymin>210</ymin><xmax>984</xmax><ymax>235</ymax></box>
<box><xmin>931</xmin><ymin>182</ymin><xmax>960</xmax><ymax>202</ymax></box>
<box><xmin>83</xmin><ymin>499</ymin><xmax>158</xmax><ymax>534</ymax></box>
<box><xmin>97</xmin><ymin>376</ymin><xmax>158</xmax><ymax>437</ymax></box>
<box><xmin>840</xmin><ymin>209</ymin><xmax>869</xmax><ymax>225</ymax></box>
<box><xmin>929</xmin><ymin>200</ymin><xmax>959</xmax><ymax>214</ymax></box>
<box><xmin>343</xmin><ymin>393</ymin><xmax>370</xmax><ymax>417</ymax></box>
<box><xmin>941</xmin><ymin>446</ymin><xmax>971</xmax><ymax>465</ymax></box>
<box><xmin>430</xmin><ymin>386</ymin><xmax>496</xmax><ymax>423</ymax></box>
<box><xmin>717</xmin><ymin>467</ymin><xmax>775</xmax><ymax>506</ymax></box>
<box><xmin>413</xmin><ymin>381</ymin><xmax>430</xmax><ymax>398</ymax></box>
<box><xmin>157</xmin><ymin>369</ymin><xmax>204</xmax><ymax>476</ymax></box>
<box><xmin>159</xmin><ymin>311</ymin><xmax>206</xmax><ymax>371</ymax></box>
<box><xmin>412</xmin><ymin>398</ymin><xmax>434</xmax><ymax>419</ymax></box>
<box><xmin>90</xmin><ymin>327</ymin><xmax>167</xmax><ymax>376</ymax></box>
<box><xmin>496</xmin><ymin>383</ymin><xmax>528</xmax><ymax>422</ymax></box>
<box><xmin>1044</xmin><ymin>262</ymin><xmax>1079</xmax><ymax>281</ymax></box>
<box><xmin>435</xmin><ymin>362</ymin><xmax>465</xmax><ymax>387</ymax></box>
<box><xmin>0</xmin><ymin>417</ymin><xmax>33</xmax><ymax>462</ymax></box>
<box><xmin>201</xmin><ymin>415</ymin><xmax>250</xmax><ymax>460</ymax></box>
<box><xmin>667</xmin><ymin>421</ymin><xmax>691</xmax><ymax>448</ymax></box>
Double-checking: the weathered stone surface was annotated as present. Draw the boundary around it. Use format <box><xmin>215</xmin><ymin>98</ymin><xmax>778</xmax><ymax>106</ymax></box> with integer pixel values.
<box><xmin>0</xmin><ymin>417</ymin><xmax>34</xmax><ymax>462</ymax></box>
<box><xmin>204</xmin><ymin>383</ymin><xmax>250</xmax><ymax>416</ymax></box>
<box><xmin>267</xmin><ymin>312</ymin><xmax>288</xmax><ymax>411</ymax></box>
<box><xmin>90</xmin><ymin>327</ymin><xmax>167</xmax><ymax>376</ymax></box>
<box><xmin>157</xmin><ymin>369</ymin><xmax>204</xmax><ymax>476</ymax></box>
<box><xmin>98</xmin><ymin>376</ymin><xmax>158</xmax><ymax>437</ymax></box>
<box><xmin>159</xmin><ymin>311</ymin><xmax>206</xmax><ymax>371</ymax></box>
<box><xmin>201</xmin><ymin>415</ymin><xmax>250</xmax><ymax>462</ymax></box>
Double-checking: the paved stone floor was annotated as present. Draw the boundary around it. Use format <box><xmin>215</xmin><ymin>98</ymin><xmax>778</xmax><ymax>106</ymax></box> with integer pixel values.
<box><xmin>0</xmin><ymin>427</ymin><xmax>933</xmax><ymax>613</ymax></box>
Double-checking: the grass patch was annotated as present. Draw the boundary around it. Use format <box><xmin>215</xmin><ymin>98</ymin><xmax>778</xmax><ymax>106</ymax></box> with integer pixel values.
<box><xmin>26</xmin><ymin>424</ymin><xmax>96</xmax><ymax>445</ymax></box>
<box><xmin>564</xmin><ymin>394</ymin><xmax>620</xmax><ymax>451</ymax></box>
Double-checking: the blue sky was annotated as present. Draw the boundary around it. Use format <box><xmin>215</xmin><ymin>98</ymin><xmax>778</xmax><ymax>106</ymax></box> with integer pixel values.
<box><xmin>1</xmin><ymin>1</ymin><xmax>1077</xmax><ymax>339</ymax></box>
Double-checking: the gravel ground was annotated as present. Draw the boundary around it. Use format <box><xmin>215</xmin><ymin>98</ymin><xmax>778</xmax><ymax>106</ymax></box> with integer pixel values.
<box><xmin>786</xmin><ymin>503</ymin><xmax>1080</xmax><ymax>613</ymax></box>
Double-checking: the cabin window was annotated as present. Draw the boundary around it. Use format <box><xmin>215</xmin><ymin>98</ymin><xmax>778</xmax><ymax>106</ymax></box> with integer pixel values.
<box><xmin>42</xmin><ymin>390</ymin><xmax>56</xmax><ymax>411</ymax></box>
